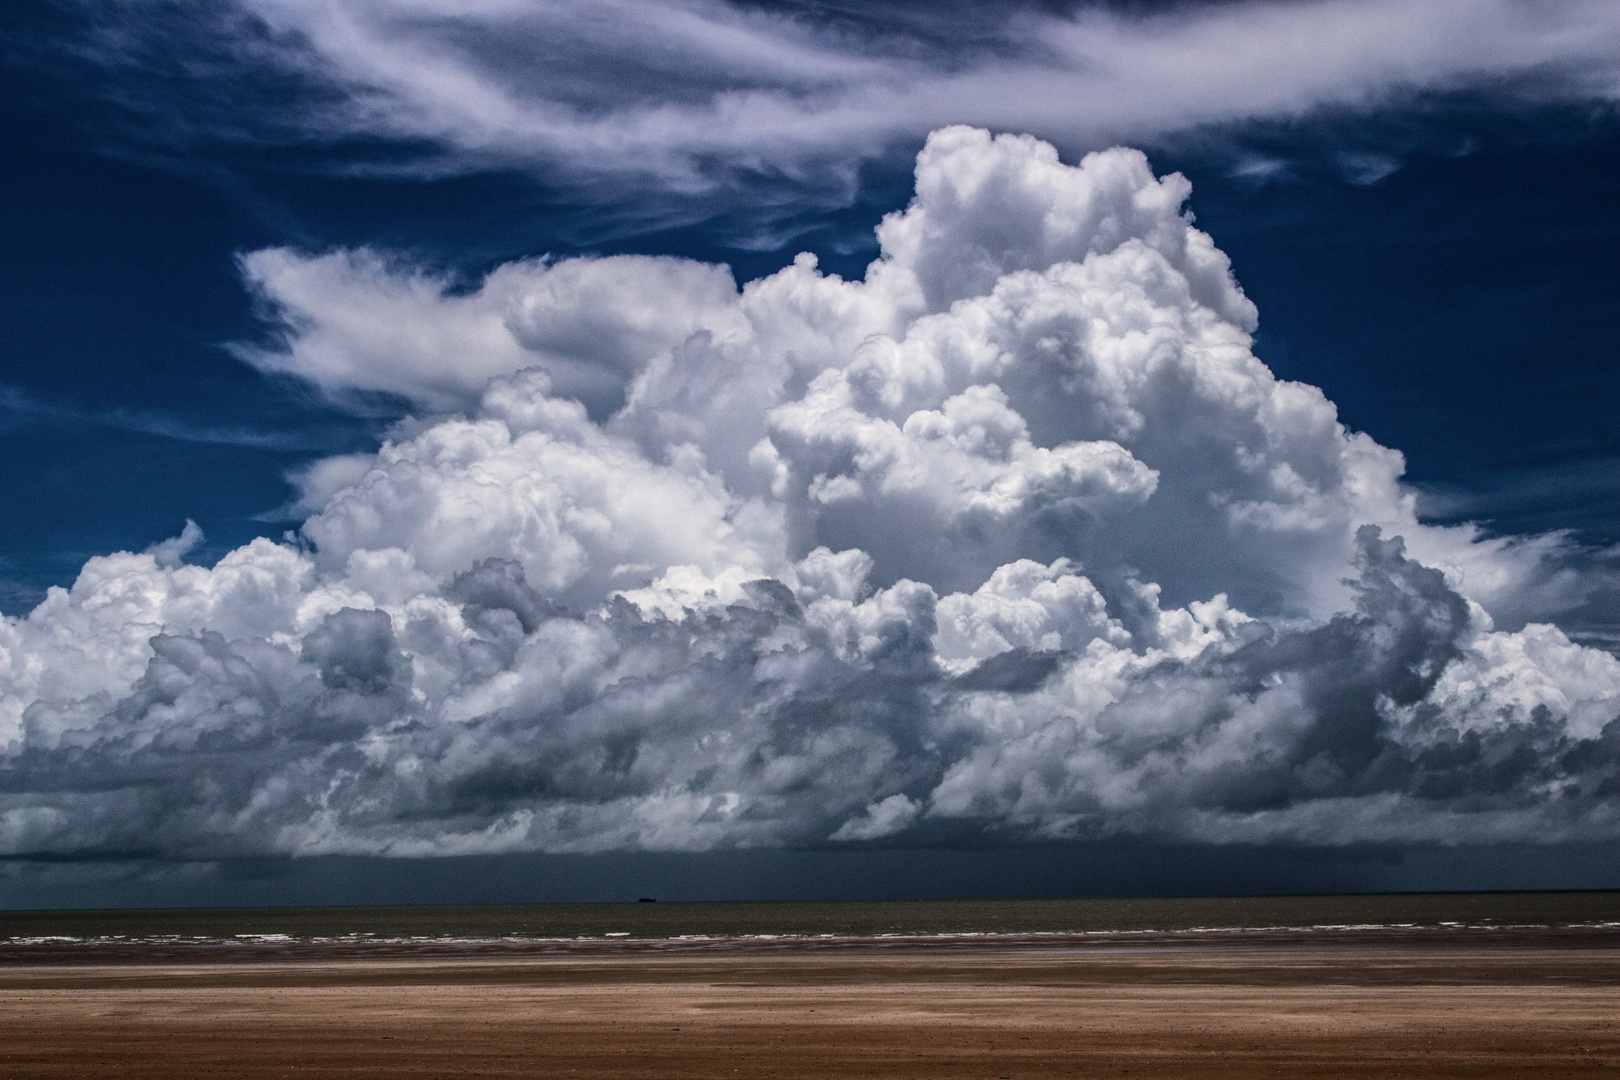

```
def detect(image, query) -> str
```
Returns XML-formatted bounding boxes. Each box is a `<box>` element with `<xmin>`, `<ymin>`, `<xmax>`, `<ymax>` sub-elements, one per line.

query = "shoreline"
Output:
<box><xmin>3</xmin><ymin>920</ymin><xmax>1620</xmax><ymax>966</ymax></box>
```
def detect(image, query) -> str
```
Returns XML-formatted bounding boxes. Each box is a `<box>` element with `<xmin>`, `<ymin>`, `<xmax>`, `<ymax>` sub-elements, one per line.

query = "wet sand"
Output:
<box><xmin>3</xmin><ymin>942</ymin><xmax>1618</xmax><ymax>1078</ymax></box>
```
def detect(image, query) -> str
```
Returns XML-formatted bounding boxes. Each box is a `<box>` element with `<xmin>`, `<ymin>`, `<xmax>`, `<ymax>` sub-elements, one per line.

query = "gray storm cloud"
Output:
<box><xmin>3</xmin><ymin>128</ymin><xmax>1619</xmax><ymax>859</ymax></box>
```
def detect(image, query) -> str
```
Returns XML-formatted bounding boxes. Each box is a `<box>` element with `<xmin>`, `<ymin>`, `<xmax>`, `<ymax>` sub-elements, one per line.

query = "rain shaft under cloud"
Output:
<box><xmin>3</xmin><ymin>127</ymin><xmax>1619</xmax><ymax>860</ymax></box>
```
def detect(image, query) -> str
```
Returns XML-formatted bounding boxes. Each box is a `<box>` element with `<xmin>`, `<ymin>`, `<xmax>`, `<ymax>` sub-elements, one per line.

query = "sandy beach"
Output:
<box><xmin>3</xmin><ymin>940</ymin><xmax>1618</xmax><ymax>1078</ymax></box>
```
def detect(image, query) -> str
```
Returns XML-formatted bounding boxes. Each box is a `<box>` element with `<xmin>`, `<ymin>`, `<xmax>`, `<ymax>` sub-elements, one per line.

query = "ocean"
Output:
<box><xmin>2</xmin><ymin>891</ymin><xmax>1618</xmax><ymax>961</ymax></box>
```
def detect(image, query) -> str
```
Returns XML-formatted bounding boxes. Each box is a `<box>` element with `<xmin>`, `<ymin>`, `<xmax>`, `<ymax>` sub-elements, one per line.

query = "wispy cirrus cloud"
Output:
<box><xmin>41</xmin><ymin>0</ymin><xmax>1620</xmax><ymax>197</ymax></box>
<box><xmin>0</xmin><ymin>384</ymin><xmax>330</xmax><ymax>452</ymax></box>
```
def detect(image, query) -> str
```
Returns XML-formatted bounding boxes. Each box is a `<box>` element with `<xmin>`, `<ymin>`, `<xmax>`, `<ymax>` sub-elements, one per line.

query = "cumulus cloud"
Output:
<box><xmin>144</xmin><ymin>519</ymin><xmax>204</xmax><ymax>569</ymax></box>
<box><xmin>234</xmin><ymin>250</ymin><xmax>749</xmax><ymax>417</ymax></box>
<box><xmin>57</xmin><ymin>0</ymin><xmax>1620</xmax><ymax>198</ymax></box>
<box><xmin>3</xmin><ymin>127</ymin><xmax>1618</xmax><ymax>860</ymax></box>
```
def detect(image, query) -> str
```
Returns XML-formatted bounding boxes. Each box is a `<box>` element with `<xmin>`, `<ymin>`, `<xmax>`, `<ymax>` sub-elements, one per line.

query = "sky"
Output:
<box><xmin>4</xmin><ymin>0</ymin><xmax>1620</xmax><ymax>907</ymax></box>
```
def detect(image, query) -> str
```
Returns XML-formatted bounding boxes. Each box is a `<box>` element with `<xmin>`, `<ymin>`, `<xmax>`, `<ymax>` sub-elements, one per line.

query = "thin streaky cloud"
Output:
<box><xmin>0</xmin><ymin>384</ymin><xmax>329</xmax><ymax>452</ymax></box>
<box><xmin>60</xmin><ymin>0</ymin><xmax>1620</xmax><ymax>191</ymax></box>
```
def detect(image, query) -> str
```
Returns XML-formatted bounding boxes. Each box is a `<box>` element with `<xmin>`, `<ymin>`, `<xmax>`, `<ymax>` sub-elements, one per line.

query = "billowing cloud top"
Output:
<box><xmin>3</xmin><ymin>128</ymin><xmax>1618</xmax><ymax>859</ymax></box>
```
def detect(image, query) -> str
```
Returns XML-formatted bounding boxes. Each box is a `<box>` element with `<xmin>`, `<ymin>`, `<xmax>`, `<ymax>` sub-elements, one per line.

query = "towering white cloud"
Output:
<box><xmin>3</xmin><ymin>128</ymin><xmax>1617</xmax><ymax>860</ymax></box>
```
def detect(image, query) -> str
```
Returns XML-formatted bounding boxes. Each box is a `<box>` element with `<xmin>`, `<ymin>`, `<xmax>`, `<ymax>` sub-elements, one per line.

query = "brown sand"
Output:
<box><xmin>3</xmin><ymin>944</ymin><xmax>1618</xmax><ymax>1078</ymax></box>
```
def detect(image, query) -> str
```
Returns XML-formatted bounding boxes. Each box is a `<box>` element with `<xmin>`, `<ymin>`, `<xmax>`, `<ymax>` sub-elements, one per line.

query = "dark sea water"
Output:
<box><xmin>2</xmin><ymin>892</ymin><xmax>1618</xmax><ymax>962</ymax></box>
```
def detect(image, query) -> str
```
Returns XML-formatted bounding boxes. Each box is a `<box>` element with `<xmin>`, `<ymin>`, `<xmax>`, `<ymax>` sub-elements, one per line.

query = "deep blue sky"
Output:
<box><xmin>8</xmin><ymin>0</ymin><xmax>1620</xmax><ymax>904</ymax></box>
<box><xmin>5</xmin><ymin>10</ymin><xmax>1618</xmax><ymax>616</ymax></box>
